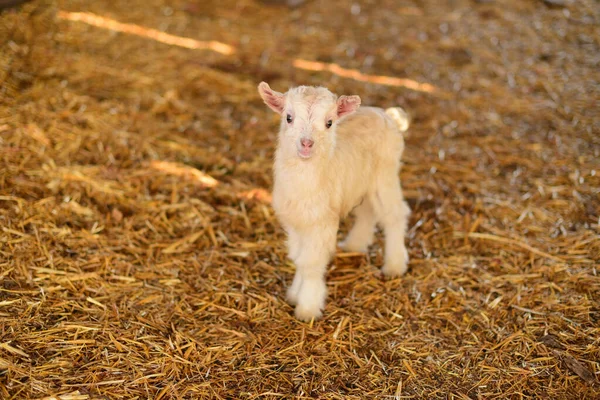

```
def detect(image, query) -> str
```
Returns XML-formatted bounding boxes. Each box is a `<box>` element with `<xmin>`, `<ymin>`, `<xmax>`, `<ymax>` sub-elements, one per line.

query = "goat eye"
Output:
<box><xmin>286</xmin><ymin>114</ymin><xmax>293</xmax><ymax>123</ymax></box>
<box><xmin>326</xmin><ymin>120</ymin><xmax>333</xmax><ymax>129</ymax></box>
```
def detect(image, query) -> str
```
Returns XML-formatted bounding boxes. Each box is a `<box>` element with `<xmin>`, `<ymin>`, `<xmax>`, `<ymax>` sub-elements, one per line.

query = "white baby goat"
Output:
<box><xmin>258</xmin><ymin>82</ymin><xmax>411</xmax><ymax>321</ymax></box>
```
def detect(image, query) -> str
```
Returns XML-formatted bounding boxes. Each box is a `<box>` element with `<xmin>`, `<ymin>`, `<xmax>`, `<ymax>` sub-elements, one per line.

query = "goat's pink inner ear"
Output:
<box><xmin>258</xmin><ymin>82</ymin><xmax>285</xmax><ymax>114</ymax></box>
<box><xmin>336</xmin><ymin>95</ymin><xmax>361</xmax><ymax>118</ymax></box>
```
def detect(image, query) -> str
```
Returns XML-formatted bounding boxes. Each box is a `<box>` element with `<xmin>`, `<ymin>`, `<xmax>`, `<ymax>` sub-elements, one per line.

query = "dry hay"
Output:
<box><xmin>1</xmin><ymin>0</ymin><xmax>599</xmax><ymax>398</ymax></box>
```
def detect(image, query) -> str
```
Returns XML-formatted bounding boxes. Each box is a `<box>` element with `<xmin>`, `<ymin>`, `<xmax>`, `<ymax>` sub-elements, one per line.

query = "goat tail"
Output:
<box><xmin>385</xmin><ymin>107</ymin><xmax>410</xmax><ymax>133</ymax></box>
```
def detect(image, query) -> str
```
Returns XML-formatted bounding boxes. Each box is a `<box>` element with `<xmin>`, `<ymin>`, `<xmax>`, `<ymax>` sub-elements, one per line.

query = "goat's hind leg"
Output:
<box><xmin>339</xmin><ymin>200</ymin><xmax>376</xmax><ymax>253</ymax></box>
<box><xmin>286</xmin><ymin>228</ymin><xmax>302</xmax><ymax>305</ymax></box>
<box><xmin>373</xmin><ymin>177</ymin><xmax>411</xmax><ymax>277</ymax></box>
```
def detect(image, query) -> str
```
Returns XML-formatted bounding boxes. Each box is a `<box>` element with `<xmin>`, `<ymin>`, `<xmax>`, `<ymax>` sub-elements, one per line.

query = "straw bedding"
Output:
<box><xmin>1</xmin><ymin>0</ymin><xmax>599</xmax><ymax>398</ymax></box>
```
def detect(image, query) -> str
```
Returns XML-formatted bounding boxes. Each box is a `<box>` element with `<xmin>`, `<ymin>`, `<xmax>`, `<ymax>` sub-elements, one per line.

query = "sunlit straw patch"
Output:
<box><xmin>57</xmin><ymin>11</ymin><xmax>235</xmax><ymax>55</ymax></box>
<box><xmin>236</xmin><ymin>188</ymin><xmax>272</xmax><ymax>204</ymax></box>
<box><xmin>293</xmin><ymin>59</ymin><xmax>437</xmax><ymax>93</ymax></box>
<box><xmin>149</xmin><ymin>160</ymin><xmax>220</xmax><ymax>188</ymax></box>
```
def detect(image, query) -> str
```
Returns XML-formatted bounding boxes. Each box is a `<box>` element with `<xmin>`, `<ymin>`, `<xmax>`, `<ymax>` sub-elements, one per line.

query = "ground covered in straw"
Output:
<box><xmin>1</xmin><ymin>0</ymin><xmax>599</xmax><ymax>398</ymax></box>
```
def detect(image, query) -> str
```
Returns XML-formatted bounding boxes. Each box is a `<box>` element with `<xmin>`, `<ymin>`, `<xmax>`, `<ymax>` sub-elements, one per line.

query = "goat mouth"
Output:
<box><xmin>297</xmin><ymin>148</ymin><xmax>313</xmax><ymax>159</ymax></box>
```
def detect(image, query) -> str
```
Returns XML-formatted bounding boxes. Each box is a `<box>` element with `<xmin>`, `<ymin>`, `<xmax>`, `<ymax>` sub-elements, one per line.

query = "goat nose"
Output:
<box><xmin>300</xmin><ymin>138</ymin><xmax>314</xmax><ymax>148</ymax></box>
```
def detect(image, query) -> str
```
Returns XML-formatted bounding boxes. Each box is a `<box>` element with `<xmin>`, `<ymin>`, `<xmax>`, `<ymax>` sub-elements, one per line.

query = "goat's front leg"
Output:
<box><xmin>290</xmin><ymin>221</ymin><xmax>338</xmax><ymax>321</ymax></box>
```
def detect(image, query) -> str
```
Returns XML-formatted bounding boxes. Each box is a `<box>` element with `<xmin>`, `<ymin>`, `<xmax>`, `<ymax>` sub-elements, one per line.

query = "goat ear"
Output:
<box><xmin>336</xmin><ymin>95</ymin><xmax>361</xmax><ymax>118</ymax></box>
<box><xmin>258</xmin><ymin>82</ymin><xmax>285</xmax><ymax>114</ymax></box>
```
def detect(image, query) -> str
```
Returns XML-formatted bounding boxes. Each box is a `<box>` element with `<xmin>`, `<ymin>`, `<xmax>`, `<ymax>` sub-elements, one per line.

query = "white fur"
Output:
<box><xmin>258</xmin><ymin>82</ymin><xmax>411</xmax><ymax>321</ymax></box>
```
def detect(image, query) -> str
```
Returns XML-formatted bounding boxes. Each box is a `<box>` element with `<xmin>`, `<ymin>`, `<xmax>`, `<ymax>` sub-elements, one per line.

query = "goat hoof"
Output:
<box><xmin>294</xmin><ymin>305</ymin><xmax>322</xmax><ymax>322</ymax></box>
<box><xmin>381</xmin><ymin>261</ymin><xmax>408</xmax><ymax>277</ymax></box>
